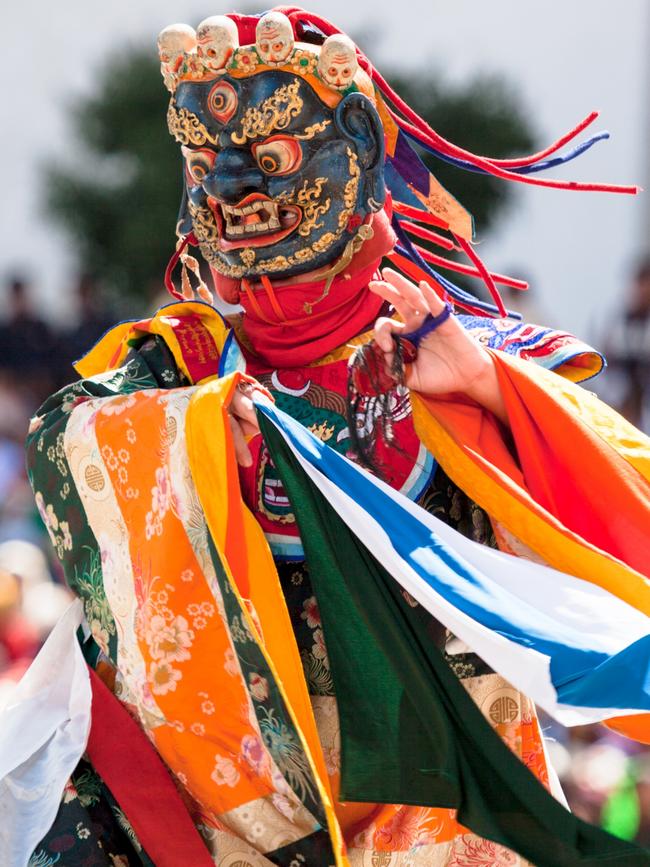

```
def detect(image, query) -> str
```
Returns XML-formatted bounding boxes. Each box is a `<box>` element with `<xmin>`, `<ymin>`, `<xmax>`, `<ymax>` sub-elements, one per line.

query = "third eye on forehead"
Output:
<box><xmin>176</xmin><ymin>73</ymin><xmax>334</xmax><ymax>146</ymax></box>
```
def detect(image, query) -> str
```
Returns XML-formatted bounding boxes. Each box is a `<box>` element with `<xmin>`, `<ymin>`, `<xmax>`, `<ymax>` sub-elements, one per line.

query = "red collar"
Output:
<box><xmin>211</xmin><ymin>209</ymin><xmax>396</xmax><ymax>368</ymax></box>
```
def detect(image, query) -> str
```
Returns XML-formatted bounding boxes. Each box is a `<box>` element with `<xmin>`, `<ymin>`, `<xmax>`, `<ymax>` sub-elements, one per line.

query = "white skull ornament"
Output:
<box><xmin>158</xmin><ymin>24</ymin><xmax>197</xmax><ymax>91</ymax></box>
<box><xmin>255</xmin><ymin>12</ymin><xmax>295</xmax><ymax>65</ymax></box>
<box><xmin>318</xmin><ymin>34</ymin><xmax>358</xmax><ymax>90</ymax></box>
<box><xmin>196</xmin><ymin>16</ymin><xmax>239</xmax><ymax>72</ymax></box>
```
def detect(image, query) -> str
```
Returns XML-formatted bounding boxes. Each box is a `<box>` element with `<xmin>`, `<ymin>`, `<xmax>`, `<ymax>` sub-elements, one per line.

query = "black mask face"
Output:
<box><xmin>171</xmin><ymin>71</ymin><xmax>386</xmax><ymax>281</ymax></box>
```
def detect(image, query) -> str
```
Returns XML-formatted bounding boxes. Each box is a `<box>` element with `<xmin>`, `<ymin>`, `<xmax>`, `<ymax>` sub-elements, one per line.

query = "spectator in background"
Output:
<box><xmin>0</xmin><ymin>381</ymin><xmax>38</xmax><ymax>545</ymax></box>
<box><xmin>0</xmin><ymin>273</ymin><xmax>57</xmax><ymax>405</ymax></box>
<box><xmin>0</xmin><ymin>541</ymin><xmax>72</xmax><ymax>710</ymax></box>
<box><xmin>0</xmin><ymin>568</ymin><xmax>40</xmax><ymax>705</ymax></box>
<box><xmin>61</xmin><ymin>272</ymin><xmax>115</xmax><ymax>373</ymax></box>
<box><xmin>603</xmin><ymin>258</ymin><xmax>650</xmax><ymax>433</ymax></box>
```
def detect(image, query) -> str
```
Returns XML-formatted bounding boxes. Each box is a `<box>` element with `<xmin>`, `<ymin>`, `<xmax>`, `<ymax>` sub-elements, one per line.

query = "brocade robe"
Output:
<box><xmin>22</xmin><ymin>302</ymin><xmax>648</xmax><ymax>867</ymax></box>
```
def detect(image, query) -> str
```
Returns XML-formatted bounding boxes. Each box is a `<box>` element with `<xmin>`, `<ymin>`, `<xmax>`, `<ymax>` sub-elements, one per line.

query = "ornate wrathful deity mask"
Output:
<box><xmin>159</xmin><ymin>7</ymin><xmax>637</xmax><ymax>317</ymax></box>
<box><xmin>161</xmin><ymin>10</ymin><xmax>386</xmax><ymax>289</ymax></box>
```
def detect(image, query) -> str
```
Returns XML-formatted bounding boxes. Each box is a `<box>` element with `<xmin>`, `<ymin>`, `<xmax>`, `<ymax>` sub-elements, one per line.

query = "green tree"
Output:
<box><xmin>45</xmin><ymin>48</ymin><xmax>536</xmax><ymax>302</ymax></box>
<box><xmin>46</xmin><ymin>50</ymin><xmax>181</xmax><ymax>303</ymax></box>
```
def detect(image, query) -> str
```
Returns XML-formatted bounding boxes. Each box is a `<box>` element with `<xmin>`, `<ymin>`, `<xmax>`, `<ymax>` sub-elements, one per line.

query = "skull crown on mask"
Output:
<box><xmin>162</xmin><ymin>11</ymin><xmax>386</xmax><ymax>287</ymax></box>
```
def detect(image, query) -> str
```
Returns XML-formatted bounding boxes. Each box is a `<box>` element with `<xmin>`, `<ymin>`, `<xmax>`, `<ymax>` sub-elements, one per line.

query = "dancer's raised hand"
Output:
<box><xmin>369</xmin><ymin>268</ymin><xmax>507</xmax><ymax>424</ymax></box>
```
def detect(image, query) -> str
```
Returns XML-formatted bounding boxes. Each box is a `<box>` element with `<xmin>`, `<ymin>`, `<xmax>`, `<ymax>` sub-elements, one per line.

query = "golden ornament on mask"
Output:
<box><xmin>240</xmin><ymin>248</ymin><xmax>256</xmax><ymax>268</ymax></box>
<box><xmin>294</xmin><ymin>120</ymin><xmax>332</xmax><ymax>140</ymax></box>
<box><xmin>167</xmin><ymin>102</ymin><xmax>219</xmax><ymax>147</ymax></box>
<box><xmin>274</xmin><ymin>176</ymin><xmax>331</xmax><ymax>239</ymax></box>
<box><xmin>340</xmin><ymin>148</ymin><xmax>361</xmax><ymax>228</ymax></box>
<box><xmin>231</xmin><ymin>79</ymin><xmax>303</xmax><ymax>144</ymax></box>
<box><xmin>188</xmin><ymin>199</ymin><xmax>220</xmax><ymax>245</ymax></box>
<box><xmin>311</xmin><ymin>232</ymin><xmax>338</xmax><ymax>253</ymax></box>
<box><xmin>294</xmin><ymin>177</ymin><xmax>331</xmax><ymax>238</ymax></box>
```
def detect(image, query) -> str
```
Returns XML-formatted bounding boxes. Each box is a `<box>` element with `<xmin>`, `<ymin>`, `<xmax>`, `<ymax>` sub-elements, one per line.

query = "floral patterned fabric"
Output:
<box><xmin>28</xmin><ymin>339</ymin><xmax>335</xmax><ymax>866</ymax></box>
<box><xmin>27</xmin><ymin>333</ymin><xmax>545</xmax><ymax>867</ymax></box>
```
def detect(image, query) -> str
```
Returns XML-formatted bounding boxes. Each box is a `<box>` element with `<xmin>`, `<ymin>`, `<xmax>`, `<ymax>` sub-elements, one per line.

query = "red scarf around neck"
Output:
<box><xmin>211</xmin><ymin>209</ymin><xmax>396</xmax><ymax>368</ymax></box>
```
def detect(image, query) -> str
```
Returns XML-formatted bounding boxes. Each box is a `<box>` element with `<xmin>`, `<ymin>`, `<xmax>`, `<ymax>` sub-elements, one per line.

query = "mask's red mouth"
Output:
<box><xmin>208</xmin><ymin>193</ymin><xmax>301</xmax><ymax>251</ymax></box>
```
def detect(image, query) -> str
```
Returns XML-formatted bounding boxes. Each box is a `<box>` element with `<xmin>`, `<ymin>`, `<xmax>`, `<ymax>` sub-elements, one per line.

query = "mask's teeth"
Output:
<box><xmin>219</xmin><ymin>198</ymin><xmax>296</xmax><ymax>238</ymax></box>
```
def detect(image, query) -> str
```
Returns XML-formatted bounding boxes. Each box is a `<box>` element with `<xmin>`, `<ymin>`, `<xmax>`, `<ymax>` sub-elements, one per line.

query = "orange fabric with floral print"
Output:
<box><xmin>94</xmin><ymin>391</ymin><xmax>277</xmax><ymax>817</ymax></box>
<box><xmin>186</xmin><ymin>375</ymin><xmax>348</xmax><ymax>861</ymax></box>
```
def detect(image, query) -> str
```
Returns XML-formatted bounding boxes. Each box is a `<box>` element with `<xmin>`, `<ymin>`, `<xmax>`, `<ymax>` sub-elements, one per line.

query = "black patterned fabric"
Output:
<box><xmin>30</xmin><ymin>760</ymin><xmax>154</xmax><ymax>867</ymax></box>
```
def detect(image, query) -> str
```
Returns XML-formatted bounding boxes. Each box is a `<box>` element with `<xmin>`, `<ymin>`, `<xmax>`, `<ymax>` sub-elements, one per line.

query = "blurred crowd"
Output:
<box><xmin>542</xmin><ymin>716</ymin><xmax>650</xmax><ymax>847</ymax></box>
<box><xmin>0</xmin><ymin>264</ymin><xmax>649</xmax><ymax>844</ymax></box>
<box><xmin>0</xmin><ymin>272</ymin><xmax>115</xmax><ymax>706</ymax></box>
<box><xmin>595</xmin><ymin>258</ymin><xmax>650</xmax><ymax>434</ymax></box>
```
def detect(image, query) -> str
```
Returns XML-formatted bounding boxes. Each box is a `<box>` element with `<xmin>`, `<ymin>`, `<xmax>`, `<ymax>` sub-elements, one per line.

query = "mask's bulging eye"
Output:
<box><xmin>252</xmin><ymin>136</ymin><xmax>302</xmax><ymax>176</ymax></box>
<box><xmin>207</xmin><ymin>80</ymin><xmax>238</xmax><ymax>123</ymax></box>
<box><xmin>182</xmin><ymin>146</ymin><xmax>217</xmax><ymax>187</ymax></box>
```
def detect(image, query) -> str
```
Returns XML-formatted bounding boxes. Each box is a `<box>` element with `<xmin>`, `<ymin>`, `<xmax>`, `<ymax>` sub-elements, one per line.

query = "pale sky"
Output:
<box><xmin>3</xmin><ymin>0</ymin><xmax>648</xmax><ymax>339</ymax></box>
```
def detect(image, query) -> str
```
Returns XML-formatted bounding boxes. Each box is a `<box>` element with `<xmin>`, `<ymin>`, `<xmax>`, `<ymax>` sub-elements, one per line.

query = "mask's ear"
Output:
<box><xmin>334</xmin><ymin>92</ymin><xmax>386</xmax><ymax>211</ymax></box>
